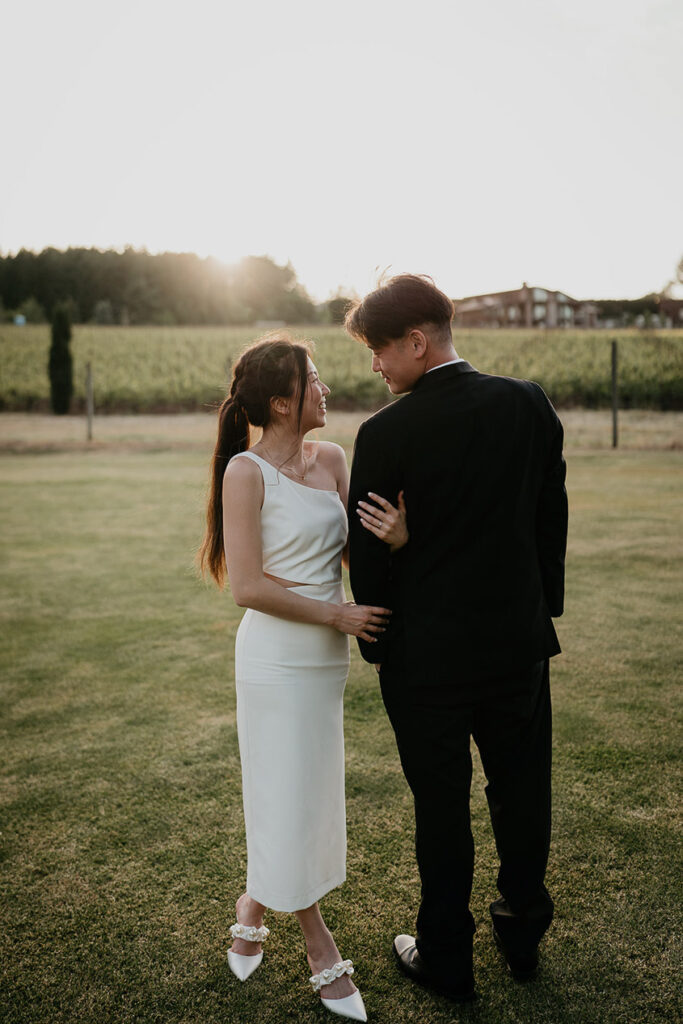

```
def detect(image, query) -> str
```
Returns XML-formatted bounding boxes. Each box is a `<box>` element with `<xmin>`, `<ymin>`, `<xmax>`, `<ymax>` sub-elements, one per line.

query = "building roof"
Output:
<box><xmin>454</xmin><ymin>284</ymin><xmax>578</xmax><ymax>308</ymax></box>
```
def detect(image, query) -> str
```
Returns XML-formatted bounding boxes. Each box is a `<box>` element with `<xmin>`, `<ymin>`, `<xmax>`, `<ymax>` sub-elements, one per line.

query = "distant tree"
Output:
<box><xmin>0</xmin><ymin>246</ymin><xmax>318</xmax><ymax>326</ymax></box>
<box><xmin>232</xmin><ymin>256</ymin><xmax>317</xmax><ymax>323</ymax></box>
<box><xmin>595</xmin><ymin>294</ymin><xmax>660</xmax><ymax>325</ymax></box>
<box><xmin>48</xmin><ymin>304</ymin><xmax>73</xmax><ymax>415</ymax></box>
<box><xmin>327</xmin><ymin>295</ymin><xmax>353</xmax><ymax>325</ymax></box>
<box><xmin>661</xmin><ymin>254</ymin><xmax>683</xmax><ymax>299</ymax></box>
<box><xmin>61</xmin><ymin>295</ymin><xmax>81</xmax><ymax>325</ymax></box>
<box><xmin>18</xmin><ymin>296</ymin><xmax>46</xmax><ymax>322</ymax></box>
<box><xmin>93</xmin><ymin>299</ymin><xmax>115</xmax><ymax>324</ymax></box>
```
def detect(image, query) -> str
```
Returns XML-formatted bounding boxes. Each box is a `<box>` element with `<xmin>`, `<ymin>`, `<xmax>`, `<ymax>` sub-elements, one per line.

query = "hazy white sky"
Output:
<box><xmin>1</xmin><ymin>0</ymin><xmax>681</xmax><ymax>301</ymax></box>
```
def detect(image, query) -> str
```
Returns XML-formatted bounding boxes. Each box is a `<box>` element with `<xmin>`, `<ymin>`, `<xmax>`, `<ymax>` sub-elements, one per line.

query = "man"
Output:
<box><xmin>346</xmin><ymin>275</ymin><xmax>568</xmax><ymax>1002</ymax></box>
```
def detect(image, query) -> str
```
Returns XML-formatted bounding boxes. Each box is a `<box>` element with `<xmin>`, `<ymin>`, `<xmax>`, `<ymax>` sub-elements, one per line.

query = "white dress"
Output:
<box><xmin>232</xmin><ymin>451</ymin><xmax>350</xmax><ymax>912</ymax></box>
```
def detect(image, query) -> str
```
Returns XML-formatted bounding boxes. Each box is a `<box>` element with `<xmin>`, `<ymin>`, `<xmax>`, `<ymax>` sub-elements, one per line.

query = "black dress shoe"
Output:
<box><xmin>492</xmin><ymin>925</ymin><xmax>538</xmax><ymax>982</ymax></box>
<box><xmin>393</xmin><ymin>935</ymin><xmax>477</xmax><ymax>1002</ymax></box>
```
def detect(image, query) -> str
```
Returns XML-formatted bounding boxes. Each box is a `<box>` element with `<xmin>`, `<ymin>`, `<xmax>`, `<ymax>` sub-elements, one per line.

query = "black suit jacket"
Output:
<box><xmin>348</xmin><ymin>362</ymin><xmax>568</xmax><ymax>690</ymax></box>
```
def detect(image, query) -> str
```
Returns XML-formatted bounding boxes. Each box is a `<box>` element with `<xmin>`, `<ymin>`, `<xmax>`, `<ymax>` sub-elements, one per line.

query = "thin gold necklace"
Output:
<box><xmin>258</xmin><ymin>442</ymin><xmax>309</xmax><ymax>480</ymax></box>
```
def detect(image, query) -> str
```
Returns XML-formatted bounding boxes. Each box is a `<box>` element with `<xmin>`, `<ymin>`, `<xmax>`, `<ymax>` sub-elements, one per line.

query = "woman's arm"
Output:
<box><xmin>223</xmin><ymin>456</ymin><xmax>389</xmax><ymax>642</ymax></box>
<box><xmin>318</xmin><ymin>442</ymin><xmax>351</xmax><ymax>569</ymax></box>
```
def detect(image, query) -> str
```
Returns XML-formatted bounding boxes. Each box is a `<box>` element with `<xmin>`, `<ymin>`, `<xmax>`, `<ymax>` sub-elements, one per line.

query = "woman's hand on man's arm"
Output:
<box><xmin>356</xmin><ymin>490</ymin><xmax>409</xmax><ymax>552</ymax></box>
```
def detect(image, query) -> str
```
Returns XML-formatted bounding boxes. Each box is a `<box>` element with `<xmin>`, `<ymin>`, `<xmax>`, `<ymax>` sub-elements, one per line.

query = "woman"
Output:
<box><xmin>199</xmin><ymin>336</ymin><xmax>407</xmax><ymax>1022</ymax></box>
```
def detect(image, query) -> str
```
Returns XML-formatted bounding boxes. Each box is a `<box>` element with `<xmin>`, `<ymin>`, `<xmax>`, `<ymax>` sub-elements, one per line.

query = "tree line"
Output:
<box><xmin>1</xmin><ymin>246</ymin><xmax>681</xmax><ymax>328</ymax></box>
<box><xmin>0</xmin><ymin>248</ymin><xmax>340</xmax><ymax>326</ymax></box>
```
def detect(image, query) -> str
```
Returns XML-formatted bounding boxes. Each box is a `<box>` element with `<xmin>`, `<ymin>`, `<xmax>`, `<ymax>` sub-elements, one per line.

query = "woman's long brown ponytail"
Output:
<box><xmin>198</xmin><ymin>392</ymin><xmax>250</xmax><ymax>587</ymax></box>
<box><xmin>197</xmin><ymin>335</ymin><xmax>310</xmax><ymax>587</ymax></box>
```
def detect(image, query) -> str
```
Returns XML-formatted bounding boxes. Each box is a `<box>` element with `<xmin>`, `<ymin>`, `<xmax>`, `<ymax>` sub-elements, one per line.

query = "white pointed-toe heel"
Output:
<box><xmin>321</xmin><ymin>991</ymin><xmax>368</xmax><ymax>1022</ymax></box>
<box><xmin>227</xmin><ymin>922</ymin><xmax>270</xmax><ymax>981</ymax></box>
<box><xmin>309</xmin><ymin>960</ymin><xmax>368</xmax><ymax>1022</ymax></box>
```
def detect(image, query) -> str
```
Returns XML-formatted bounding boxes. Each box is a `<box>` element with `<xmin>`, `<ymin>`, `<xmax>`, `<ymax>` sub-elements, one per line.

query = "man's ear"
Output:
<box><xmin>408</xmin><ymin>329</ymin><xmax>428</xmax><ymax>358</ymax></box>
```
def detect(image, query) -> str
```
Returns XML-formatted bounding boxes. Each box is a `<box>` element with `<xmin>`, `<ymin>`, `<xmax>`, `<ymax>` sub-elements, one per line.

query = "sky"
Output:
<box><xmin>1</xmin><ymin>0</ymin><xmax>682</xmax><ymax>302</ymax></box>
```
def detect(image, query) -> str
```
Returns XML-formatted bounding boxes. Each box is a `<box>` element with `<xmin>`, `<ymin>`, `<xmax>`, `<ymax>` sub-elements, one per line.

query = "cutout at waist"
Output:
<box><xmin>265</xmin><ymin>572</ymin><xmax>306</xmax><ymax>589</ymax></box>
<box><xmin>264</xmin><ymin>573</ymin><xmax>342</xmax><ymax>591</ymax></box>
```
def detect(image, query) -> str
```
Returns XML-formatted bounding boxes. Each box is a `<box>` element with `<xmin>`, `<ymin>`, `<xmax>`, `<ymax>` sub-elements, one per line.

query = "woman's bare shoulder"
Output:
<box><xmin>223</xmin><ymin>454</ymin><xmax>263</xmax><ymax>491</ymax></box>
<box><xmin>307</xmin><ymin>440</ymin><xmax>347</xmax><ymax>466</ymax></box>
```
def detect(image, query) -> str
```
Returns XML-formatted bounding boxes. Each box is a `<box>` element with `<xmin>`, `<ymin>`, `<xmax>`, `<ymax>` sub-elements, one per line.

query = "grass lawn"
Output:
<box><xmin>1</xmin><ymin>419</ymin><xmax>681</xmax><ymax>1023</ymax></box>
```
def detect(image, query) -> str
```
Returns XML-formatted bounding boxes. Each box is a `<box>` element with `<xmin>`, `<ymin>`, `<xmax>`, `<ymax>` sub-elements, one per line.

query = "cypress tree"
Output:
<box><xmin>48</xmin><ymin>304</ymin><xmax>73</xmax><ymax>414</ymax></box>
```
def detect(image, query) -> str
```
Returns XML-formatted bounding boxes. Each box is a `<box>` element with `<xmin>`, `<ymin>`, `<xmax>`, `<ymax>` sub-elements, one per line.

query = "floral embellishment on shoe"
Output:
<box><xmin>229</xmin><ymin>923</ymin><xmax>270</xmax><ymax>943</ymax></box>
<box><xmin>309</xmin><ymin>959</ymin><xmax>355</xmax><ymax>992</ymax></box>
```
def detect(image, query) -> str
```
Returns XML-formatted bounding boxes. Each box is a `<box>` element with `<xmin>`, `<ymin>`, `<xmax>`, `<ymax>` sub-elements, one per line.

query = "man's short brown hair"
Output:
<box><xmin>344</xmin><ymin>274</ymin><xmax>454</xmax><ymax>348</ymax></box>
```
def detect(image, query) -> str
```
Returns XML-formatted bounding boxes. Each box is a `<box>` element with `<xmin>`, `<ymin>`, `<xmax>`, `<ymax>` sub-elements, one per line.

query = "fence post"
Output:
<box><xmin>611</xmin><ymin>340</ymin><xmax>618</xmax><ymax>448</ymax></box>
<box><xmin>86</xmin><ymin>362</ymin><xmax>94</xmax><ymax>441</ymax></box>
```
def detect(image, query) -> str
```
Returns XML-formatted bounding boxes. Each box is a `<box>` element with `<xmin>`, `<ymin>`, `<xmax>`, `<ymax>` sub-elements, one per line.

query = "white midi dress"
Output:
<box><xmin>232</xmin><ymin>451</ymin><xmax>350</xmax><ymax>912</ymax></box>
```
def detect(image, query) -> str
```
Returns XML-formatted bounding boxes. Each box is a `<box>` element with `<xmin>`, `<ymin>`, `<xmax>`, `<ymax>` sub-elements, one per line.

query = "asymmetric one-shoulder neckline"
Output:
<box><xmin>238</xmin><ymin>450</ymin><xmax>341</xmax><ymax>497</ymax></box>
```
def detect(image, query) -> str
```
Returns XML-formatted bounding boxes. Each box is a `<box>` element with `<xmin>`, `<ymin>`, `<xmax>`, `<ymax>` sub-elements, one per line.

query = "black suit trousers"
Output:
<box><xmin>379</xmin><ymin>658</ymin><xmax>554</xmax><ymax>967</ymax></box>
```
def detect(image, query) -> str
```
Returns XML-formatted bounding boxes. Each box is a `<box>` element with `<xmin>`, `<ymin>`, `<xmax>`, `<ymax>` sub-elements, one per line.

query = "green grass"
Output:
<box><xmin>1</xmin><ymin>435</ymin><xmax>682</xmax><ymax>1023</ymax></box>
<box><xmin>1</xmin><ymin>324</ymin><xmax>682</xmax><ymax>412</ymax></box>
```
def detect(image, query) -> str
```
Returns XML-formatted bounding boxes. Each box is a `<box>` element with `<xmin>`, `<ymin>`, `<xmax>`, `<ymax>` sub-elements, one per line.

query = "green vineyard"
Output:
<box><xmin>1</xmin><ymin>324</ymin><xmax>681</xmax><ymax>412</ymax></box>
